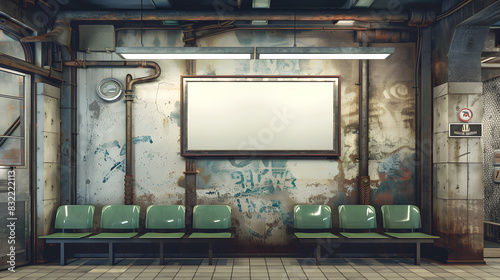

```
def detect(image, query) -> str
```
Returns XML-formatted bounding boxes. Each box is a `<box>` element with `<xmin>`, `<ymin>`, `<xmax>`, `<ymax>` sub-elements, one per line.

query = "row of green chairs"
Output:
<box><xmin>293</xmin><ymin>204</ymin><xmax>439</xmax><ymax>265</ymax></box>
<box><xmin>294</xmin><ymin>204</ymin><xmax>435</xmax><ymax>237</ymax></box>
<box><xmin>40</xmin><ymin>205</ymin><xmax>232</xmax><ymax>265</ymax></box>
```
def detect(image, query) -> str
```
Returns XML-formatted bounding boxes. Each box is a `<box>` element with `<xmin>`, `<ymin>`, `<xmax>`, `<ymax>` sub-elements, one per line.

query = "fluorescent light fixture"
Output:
<box><xmin>354</xmin><ymin>0</ymin><xmax>375</xmax><ymax>8</ymax></box>
<box><xmin>116</xmin><ymin>47</ymin><xmax>395</xmax><ymax>60</ymax></box>
<box><xmin>120</xmin><ymin>53</ymin><xmax>251</xmax><ymax>60</ymax></box>
<box><xmin>116</xmin><ymin>47</ymin><xmax>253</xmax><ymax>60</ymax></box>
<box><xmin>257</xmin><ymin>47</ymin><xmax>394</xmax><ymax>60</ymax></box>
<box><xmin>335</xmin><ymin>20</ymin><xmax>355</xmax><ymax>26</ymax></box>
<box><xmin>253</xmin><ymin>0</ymin><xmax>270</xmax><ymax>8</ymax></box>
<box><xmin>258</xmin><ymin>53</ymin><xmax>391</xmax><ymax>59</ymax></box>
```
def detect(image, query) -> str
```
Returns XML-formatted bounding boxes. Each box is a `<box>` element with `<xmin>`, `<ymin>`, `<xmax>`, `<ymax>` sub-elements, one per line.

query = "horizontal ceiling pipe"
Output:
<box><xmin>0</xmin><ymin>53</ymin><xmax>63</xmax><ymax>80</ymax></box>
<box><xmin>21</xmin><ymin>9</ymin><xmax>434</xmax><ymax>46</ymax></box>
<box><xmin>53</xmin><ymin>9</ymin><xmax>419</xmax><ymax>23</ymax></box>
<box><xmin>355</xmin><ymin>30</ymin><xmax>416</xmax><ymax>43</ymax></box>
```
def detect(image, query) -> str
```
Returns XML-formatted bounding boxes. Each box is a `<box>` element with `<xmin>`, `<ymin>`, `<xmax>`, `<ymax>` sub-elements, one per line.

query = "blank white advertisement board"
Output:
<box><xmin>181</xmin><ymin>76</ymin><xmax>340</xmax><ymax>157</ymax></box>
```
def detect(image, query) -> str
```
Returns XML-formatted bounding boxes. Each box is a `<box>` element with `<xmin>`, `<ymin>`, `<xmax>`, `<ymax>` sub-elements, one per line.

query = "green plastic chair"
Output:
<box><xmin>39</xmin><ymin>205</ymin><xmax>95</xmax><ymax>239</ymax></box>
<box><xmin>381</xmin><ymin>205</ymin><xmax>439</xmax><ymax>239</ymax></box>
<box><xmin>338</xmin><ymin>205</ymin><xmax>387</xmax><ymax>238</ymax></box>
<box><xmin>190</xmin><ymin>205</ymin><xmax>232</xmax><ymax>237</ymax></box>
<box><xmin>90</xmin><ymin>205</ymin><xmax>140</xmax><ymax>238</ymax></box>
<box><xmin>189</xmin><ymin>205</ymin><xmax>232</xmax><ymax>265</ymax></box>
<box><xmin>140</xmin><ymin>205</ymin><xmax>186</xmax><ymax>238</ymax></box>
<box><xmin>293</xmin><ymin>205</ymin><xmax>337</xmax><ymax>239</ymax></box>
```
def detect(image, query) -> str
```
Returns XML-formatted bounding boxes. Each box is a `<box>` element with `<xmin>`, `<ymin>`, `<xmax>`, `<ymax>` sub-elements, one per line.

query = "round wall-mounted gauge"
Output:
<box><xmin>96</xmin><ymin>78</ymin><xmax>124</xmax><ymax>102</ymax></box>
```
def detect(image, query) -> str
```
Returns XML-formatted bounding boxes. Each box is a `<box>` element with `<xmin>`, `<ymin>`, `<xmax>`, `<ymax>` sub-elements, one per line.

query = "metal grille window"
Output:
<box><xmin>0</xmin><ymin>30</ymin><xmax>27</xmax><ymax>167</ymax></box>
<box><xmin>0</xmin><ymin>68</ymin><xmax>26</xmax><ymax>166</ymax></box>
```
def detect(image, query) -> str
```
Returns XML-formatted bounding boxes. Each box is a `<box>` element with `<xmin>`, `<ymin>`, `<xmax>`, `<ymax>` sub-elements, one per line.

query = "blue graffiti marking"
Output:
<box><xmin>120</xmin><ymin>136</ymin><xmax>154</xmax><ymax>156</ymax></box>
<box><xmin>249</xmin><ymin>228</ymin><xmax>264</xmax><ymax>239</ymax></box>
<box><xmin>233</xmin><ymin>169</ymin><xmax>297</xmax><ymax>198</ymax></box>
<box><xmin>94</xmin><ymin>136</ymin><xmax>154</xmax><ymax>183</ymax></box>
<box><xmin>236</xmin><ymin>199</ymin><xmax>242</xmax><ymax>212</ymax></box>
<box><xmin>94</xmin><ymin>140</ymin><xmax>120</xmax><ymax>155</ymax></box>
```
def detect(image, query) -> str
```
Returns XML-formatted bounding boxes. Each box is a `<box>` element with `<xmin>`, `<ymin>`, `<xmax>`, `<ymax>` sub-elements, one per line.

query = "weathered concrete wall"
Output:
<box><xmin>76</xmin><ymin>29</ymin><xmax>416</xmax><ymax>250</ymax></box>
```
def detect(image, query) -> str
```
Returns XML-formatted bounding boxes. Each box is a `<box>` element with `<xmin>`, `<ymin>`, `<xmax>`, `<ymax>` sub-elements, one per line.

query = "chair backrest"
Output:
<box><xmin>193</xmin><ymin>205</ymin><xmax>231</xmax><ymax>230</ymax></box>
<box><xmin>145</xmin><ymin>205</ymin><xmax>185</xmax><ymax>230</ymax></box>
<box><xmin>100</xmin><ymin>205</ymin><xmax>140</xmax><ymax>230</ymax></box>
<box><xmin>294</xmin><ymin>205</ymin><xmax>332</xmax><ymax>230</ymax></box>
<box><xmin>55</xmin><ymin>205</ymin><xmax>95</xmax><ymax>230</ymax></box>
<box><xmin>381</xmin><ymin>205</ymin><xmax>422</xmax><ymax>230</ymax></box>
<box><xmin>338</xmin><ymin>205</ymin><xmax>377</xmax><ymax>230</ymax></box>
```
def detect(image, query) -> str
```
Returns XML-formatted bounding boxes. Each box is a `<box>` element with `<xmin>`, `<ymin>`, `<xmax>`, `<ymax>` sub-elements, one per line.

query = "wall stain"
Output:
<box><xmin>170</xmin><ymin>101</ymin><xmax>181</xmax><ymax>126</ymax></box>
<box><xmin>372</xmin><ymin>152</ymin><xmax>415</xmax><ymax>206</ymax></box>
<box><xmin>307</xmin><ymin>194</ymin><xmax>328</xmax><ymax>204</ymax></box>
<box><xmin>177</xmin><ymin>176</ymin><xmax>185</xmax><ymax>188</ymax></box>
<box><xmin>89</xmin><ymin>100</ymin><xmax>100</xmax><ymax>119</ymax></box>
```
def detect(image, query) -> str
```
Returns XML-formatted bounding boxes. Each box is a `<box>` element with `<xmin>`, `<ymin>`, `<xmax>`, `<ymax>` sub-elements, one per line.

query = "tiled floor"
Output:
<box><xmin>1</xmin><ymin>257</ymin><xmax>500</xmax><ymax>280</ymax></box>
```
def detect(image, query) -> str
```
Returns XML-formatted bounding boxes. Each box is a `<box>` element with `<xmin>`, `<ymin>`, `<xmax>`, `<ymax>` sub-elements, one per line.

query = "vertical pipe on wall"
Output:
<box><xmin>419</xmin><ymin>27</ymin><xmax>433</xmax><ymax>234</ymax></box>
<box><xmin>61</xmin><ymin>60</ymin><xmax>161</xmax><ymax>206</ymax></box>
<box><xmin>124</xmin><ymin>74</ymin><xmax>134</xmax><ymax>205</ymax></box>
<box><xmin>359</xmin><ymin>45</ymin><xmax>370</xmax><ymax>205</ymax></box>
<box><xmin>184</xmin><ymin>59</ymin><xmax>197</xmax><ymax>230</ymax></box>
<box><xmin>61</xmin><ymin>49</ymin><xmax>76</xmax><ymax>205</ymax></box>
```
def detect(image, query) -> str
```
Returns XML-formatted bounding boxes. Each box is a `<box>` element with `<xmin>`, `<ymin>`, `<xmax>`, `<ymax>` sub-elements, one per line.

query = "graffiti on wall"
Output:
<box><xmin>372</xmin><ymin>152</ymin><xmax>416</xmax><ymax>206</ymax></box>
<box><xmin>92</xmin><ymin>136</ymin><xmax>154</xmax><ymax>183</ymax></box>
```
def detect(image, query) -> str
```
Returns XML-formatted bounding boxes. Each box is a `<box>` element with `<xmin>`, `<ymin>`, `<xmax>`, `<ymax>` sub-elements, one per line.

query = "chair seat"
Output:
<box><xmin>39</xmin><ymin>232</ymin><xmax>92</xmax><ymax>239</ymax></box>
<box><xmin>294</xmin><ymin>232</ymin><xmax>338</xmax><ymax>239</ymax></box>
<box><xmin>339</xmin><ymin>232</ymin><xmax>388</xmax><ymax>238</ymax></box>
<box><xmin>89</xmin><ymin>232</ymin><xmax>138</xmax><ymax>238</ymax></box>
<box><xmin>139</xmin><ymin>232</ymin><xmax>185</xmax><ymax>238</ymax></box>
<box><xmin>189</xmin><ymin>232</ymin><xmax>232</xmax><ymax>238</ymax></box>
<box><xmin>384</xmin><ymin>232</ymin><xmax>439</xmax><ymax>239</ymax></box>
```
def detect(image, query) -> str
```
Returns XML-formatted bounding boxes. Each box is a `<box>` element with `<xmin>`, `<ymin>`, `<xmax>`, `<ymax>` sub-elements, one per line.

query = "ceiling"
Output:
<box><xmin>60</xmin><ymin>0</ymin><xmax>442</xmax><ymax>11</ymax></box>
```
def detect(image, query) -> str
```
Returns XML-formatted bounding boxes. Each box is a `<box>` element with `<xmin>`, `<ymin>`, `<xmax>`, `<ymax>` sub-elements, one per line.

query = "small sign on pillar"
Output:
<box><xmin>495</xmin><ymin>168</ymin><xmax>500</xmax><ymax>183</ymax></box>
<box><xmin>494</xmin><ymin>150</ymin><xmax>500</xmax><ymax>183</ymax></box>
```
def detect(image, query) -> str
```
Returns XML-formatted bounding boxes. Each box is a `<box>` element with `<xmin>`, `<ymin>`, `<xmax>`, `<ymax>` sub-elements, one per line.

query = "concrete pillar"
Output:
<box><xmin>433</xmin><ymin>82</ymin><xmax>484</xmax><ymax>262</ymax></box>
<box><xmin>36</xmin><ymin>83</ymin><xmax>61</xmax><ymax>262</ymax></box>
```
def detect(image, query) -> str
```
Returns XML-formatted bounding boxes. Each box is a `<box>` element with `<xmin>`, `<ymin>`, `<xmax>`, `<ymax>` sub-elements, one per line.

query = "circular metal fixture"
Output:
<box><xmin>96</xmin><ymin>78</ymin><xmax>123</xmax><ymax>102</ymax></box>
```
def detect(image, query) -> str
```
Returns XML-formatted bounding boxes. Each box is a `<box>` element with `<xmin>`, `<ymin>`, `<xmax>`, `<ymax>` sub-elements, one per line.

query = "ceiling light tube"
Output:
<box><xmin>116</xmin><ymin>47</ymin><xmax>254</xmax><ymax>60</ymax></box>
<box><xmin>116</xmin><ymin>46</ymin><xmax>395</xmax><ymax>60</ymax></box>
<box><xmin>257</xmin><ymin>47</ymin><xmax>395</xmax><ymax>60</ymax></box>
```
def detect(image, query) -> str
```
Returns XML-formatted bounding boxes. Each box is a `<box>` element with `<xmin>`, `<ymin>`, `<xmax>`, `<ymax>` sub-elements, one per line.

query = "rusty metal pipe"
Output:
<box><xmin>63</xmin><ymin>60</ymin><xmax>161</xmax><ymax>205</ymax></box>
<box><xmin>359</xmin><ymin>59</ymin><xmax>369</xmax><ymax>176</ymax></box>
<box><xmin>21</xmin><ymin>9</ymin><xmax>434</xmax><ymax>46</ymax></box>
<box><xmin>54</xmin><ymin>9</ymin><xmax>414</xmax><ymax>23</ymax></box>
<box><xmin>0</xmin><ymin>53</ymin><xmax>62</xmax><ymax>80</ymax></box>
<box><xmin>355</xmin><ymin>30</ymin><xmax>416</xmax><ymax>43</ymax></box>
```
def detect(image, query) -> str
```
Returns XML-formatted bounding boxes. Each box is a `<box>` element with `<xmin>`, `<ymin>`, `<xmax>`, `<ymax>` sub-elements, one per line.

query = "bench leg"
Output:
<box><xmin>159</xmin><ymin>242</ymin><xmax>165</xmax><ymax>265</ymax></box>
<box><xmin>316</xmin><ymin>242</ymin><xmax>321</xmax><ymax>265</ymax></box>
<box><xmin>109</xmin><ymin>242</ymin><xmax>115</xmax><ymax>265</ymax></box>
<box><xmin>208</xmin><ymin>241</ymin><xmax>213</xmax><ymax>265</ymax></box>
<box><xmin>415</xmin><ymin>242</ymin><xmax>421</xmax><ymax>265</ymax></box>
<box><xmin>60</xmin><ymin>243</ymin><xmax>66</xmax><ymax>266</ymax></box>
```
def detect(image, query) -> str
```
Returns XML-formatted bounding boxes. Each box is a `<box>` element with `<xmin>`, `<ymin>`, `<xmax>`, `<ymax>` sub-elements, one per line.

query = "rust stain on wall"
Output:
<box><xmin>177</xmin><ymin>176</ymin><xmax>185</xmax><ymax>188</ymax></box>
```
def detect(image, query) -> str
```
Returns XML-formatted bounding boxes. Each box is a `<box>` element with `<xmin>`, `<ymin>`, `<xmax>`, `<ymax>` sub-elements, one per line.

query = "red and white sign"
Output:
<box><xmin>459</xmin><ymin>108</ymin><xmax>473</xmax><ymax>122</ymax></box>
